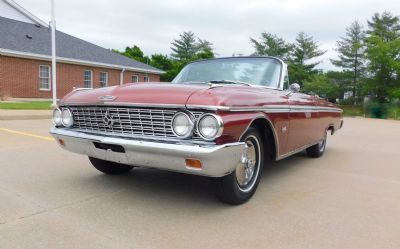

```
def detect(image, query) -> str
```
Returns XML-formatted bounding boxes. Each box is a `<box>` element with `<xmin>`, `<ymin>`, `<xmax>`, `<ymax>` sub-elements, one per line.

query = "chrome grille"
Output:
<box><xmin>68</xmin><ymin>106</ymin><xmax>203</xmax><ymax>139</ymax></box>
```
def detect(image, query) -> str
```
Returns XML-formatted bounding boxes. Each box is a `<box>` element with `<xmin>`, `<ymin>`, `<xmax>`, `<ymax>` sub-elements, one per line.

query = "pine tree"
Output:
<box><xmin>331</xmin><ymin>21</ymin><xmax>365</xmax><ymax>104</ymax></box>
<box><xmin>170</xmin><ymin>31</ymin><xmax>214</xmax><ymax>63</ymax></box>
<box><xmin>365</xmin><ymin>12</ymin><xmax>400</xmax><ymax>102</ymax></box>
<box><xmin>170</xmin><ymin>31</ymin><xmax>198</xmax><ymax>61</ymax></box>
<box><xmin>250</xmin><ymin>33</ymin><xmax>292</xmax><ymax>58</ymax></box>
<box><xmin>288</xmin><ymin>32</ymin><xmax>326</xmax><ymax>85</ymax></box>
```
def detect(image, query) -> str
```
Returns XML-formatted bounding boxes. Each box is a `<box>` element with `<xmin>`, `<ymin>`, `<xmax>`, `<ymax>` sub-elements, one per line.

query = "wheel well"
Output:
<box><xmin>249</xmin><ymin>118</ymin><xmax>277</xmax><ymax>161</ymax></box>
<box><xmin>327</xmin><ymin>125</ymin><xmax>335</xmax><ymax>135</ymax></box>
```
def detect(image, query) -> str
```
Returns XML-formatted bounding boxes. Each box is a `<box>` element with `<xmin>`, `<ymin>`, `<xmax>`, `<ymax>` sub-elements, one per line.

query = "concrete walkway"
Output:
<box><xmin>0</xmin><ymin>110</ymin><xmax>51</xmax><ymax>120</ymax></box>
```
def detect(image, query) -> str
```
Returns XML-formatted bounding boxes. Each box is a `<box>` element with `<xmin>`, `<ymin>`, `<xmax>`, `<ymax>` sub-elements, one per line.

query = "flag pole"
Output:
<box><xmin>51</xmin><ymin>0</ymin><xmax>57</xmax><ymax>106</ymax></box>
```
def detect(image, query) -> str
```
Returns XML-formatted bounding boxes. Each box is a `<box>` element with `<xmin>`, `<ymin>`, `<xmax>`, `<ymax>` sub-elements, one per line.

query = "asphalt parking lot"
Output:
<box><xmin>0</xmin><ymin>117</ymin><xmax>399</xmax><ymax>249</ymax></box>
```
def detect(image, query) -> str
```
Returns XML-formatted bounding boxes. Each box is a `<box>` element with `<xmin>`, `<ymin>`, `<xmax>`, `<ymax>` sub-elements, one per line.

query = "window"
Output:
<box><xmin>132</xmin><ymin>75</ymin><xmax>139</xmax><ymax>82</ymax></box>
<box><xmin>283</xmin><ymin>68</ymin><xmax>290</xmax><ymax>90</ymax></box>
<box><xmin>144</xmin><ymin>75</ymin><xmax>149</xmax><ymax>82</ymax></box>
<box><xmin>84</xmin><ymin>70</ymin><xmax>93</xmax><ymax>88</ymax></box>
<box><xmin>172</xmin><ymin>57</ymin><xmax>282</xmax><ymax>88</ymax></box>
<box><xmin>39</xmin><ymin>65</ymin><xmax>51</xmax><ymax>90</ymax></box>
<box><xmin>100</xmin><ymin>72</ymin><xmax>108</xmax><ymax>87</ymax></box>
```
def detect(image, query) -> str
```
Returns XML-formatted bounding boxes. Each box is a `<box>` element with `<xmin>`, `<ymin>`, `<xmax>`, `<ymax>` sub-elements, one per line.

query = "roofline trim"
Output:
<box><xmin>4</xmin><ymin>0</ymin><xmax>48</xmax><ymax>27</ymax></box>
<box><xmin>0</xmin><ymin>48</ymin><xmax>165</xmax><ymax>75</ymax></box>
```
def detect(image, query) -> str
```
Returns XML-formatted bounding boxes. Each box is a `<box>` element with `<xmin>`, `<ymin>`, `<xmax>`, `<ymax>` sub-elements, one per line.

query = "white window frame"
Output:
<box><xmin>132</xmin><ymin>74</ymin><xmax>139</xmax><ymax>82</ymax></box>
<box><xmin>39</xmin><ymin>65</ymin><xmax>51</xmax><ymax>91</ymax></box>
<box><xmin>84</xmin><ymin>70</ymin><xmax>93</xmax><ymax>88</ymax></box>
<box><xmin>100</xmin><ymin>72</ymin><xmax>108</xmax><ymax>87</ymax></box>
<box><xmin>143</xmin><ymin>75</ymin><xmax>149</xmax><ymax>82</ymax></box>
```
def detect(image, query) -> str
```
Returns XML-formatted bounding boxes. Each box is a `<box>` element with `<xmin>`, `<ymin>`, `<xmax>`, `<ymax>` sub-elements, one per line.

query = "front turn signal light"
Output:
<box><xmin>185</xmin><ymin>159</ymin><xmax>202</xmax><ymax>169</ymax></box>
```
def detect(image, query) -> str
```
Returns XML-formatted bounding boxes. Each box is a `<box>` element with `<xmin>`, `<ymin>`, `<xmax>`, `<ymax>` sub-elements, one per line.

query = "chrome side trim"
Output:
<box><xmin>276</xmin><ymin>141</ymin><xmax>320</xmax><ymax>161</ymax></box>
<box><xmin>230</xmin><ymin>105</ymin><xmax>291</xmax><ymax>112</ymax></box>
<box><xmin>186</xmin><ymin>105</ymin><xmax>231</xmax><ymax>111</ymax></box>
<box><xmin>188</xmin><ymin>104</ymin><xmax>342</xmax><ymax>113</ymax></box>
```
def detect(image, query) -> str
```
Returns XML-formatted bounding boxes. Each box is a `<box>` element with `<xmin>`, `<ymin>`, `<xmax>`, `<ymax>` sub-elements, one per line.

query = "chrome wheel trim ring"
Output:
<box><xmin>235</xmin><ymin>135</ymin><xmax>261</xmax><ymax>193</ymax></box>
<box><xmin>318</xmin><ymin>131</ymin><xmax>327</xmax><ymax>153</ymax></box>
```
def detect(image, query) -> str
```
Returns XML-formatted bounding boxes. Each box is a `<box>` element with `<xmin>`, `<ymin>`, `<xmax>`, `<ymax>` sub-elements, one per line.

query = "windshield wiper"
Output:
<box><xmin>208</xmin><ymin>80</ymin><xmax>252</xmax><ymax>86</ymax></box>
<box><xmin>182</xmin><ymin>80</ymin><xmax>207</xmax><ymax>84</ymax></box>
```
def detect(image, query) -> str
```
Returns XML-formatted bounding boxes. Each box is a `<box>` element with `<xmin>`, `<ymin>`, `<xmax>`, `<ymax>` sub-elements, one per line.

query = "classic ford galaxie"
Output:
<box><xmin>51</xmin><ymin>57</ymin><xmax>343</xmax><ymax>204</ymax></box>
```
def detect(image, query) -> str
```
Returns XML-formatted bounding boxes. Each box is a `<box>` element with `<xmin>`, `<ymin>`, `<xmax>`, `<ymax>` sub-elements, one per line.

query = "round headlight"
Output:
<box><xmin>197</xmin><ymin>114</ymin><xmax>223</xmax><ymax>140</ymax></box>
<box><xmin>52</xmin><ymin>108</ymin><xmax>62</xmax><ymax>126</ymax></box>
<box><xmin>171</xmin><ymin>112</ymin><xmax>194</xmax><ymax>138</ymax></box>
<box><xmin>61</xmin><ymin>108</ymin><xmax>74</xmax><ymax>127</ymax></box>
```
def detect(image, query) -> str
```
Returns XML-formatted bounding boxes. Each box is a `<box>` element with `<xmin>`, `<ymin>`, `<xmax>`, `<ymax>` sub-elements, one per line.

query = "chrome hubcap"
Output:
<box><xmin>236</xmin><ymin>137</ymin><xmax>258</xmax><ymax>191</ymax></box>
<box><xmin>318</xmin><ymin>132</ymin><xmax>327</xmax><ymax>152</ymax></box>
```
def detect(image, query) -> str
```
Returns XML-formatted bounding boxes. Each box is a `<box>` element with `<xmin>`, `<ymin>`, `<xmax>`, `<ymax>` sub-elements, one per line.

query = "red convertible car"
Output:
<box><xmin>51</xmin><ymin>57</ymin><xmax>343</xmax><ymax>204</ymax></box>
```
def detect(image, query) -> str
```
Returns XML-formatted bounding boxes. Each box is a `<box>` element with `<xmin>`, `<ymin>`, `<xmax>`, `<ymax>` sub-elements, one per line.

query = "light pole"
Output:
<box><xmin>51</xmin><ymin>0</ymin><xmax>57</xmax><ymax>106</ymax></box>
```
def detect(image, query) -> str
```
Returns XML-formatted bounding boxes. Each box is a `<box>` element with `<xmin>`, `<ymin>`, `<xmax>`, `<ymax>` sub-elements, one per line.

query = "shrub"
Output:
<box><xmin>367</xmin><ymin>102</ymin><xmax>388</xmax><ymax>119</ymax></box>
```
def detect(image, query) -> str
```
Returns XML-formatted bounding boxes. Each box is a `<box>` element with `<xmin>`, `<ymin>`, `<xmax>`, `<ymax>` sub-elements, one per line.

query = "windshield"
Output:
<box><xmin>172</xmin><ymin>57</ymin><xmax>282</xmax><ymax>88</ymax></box>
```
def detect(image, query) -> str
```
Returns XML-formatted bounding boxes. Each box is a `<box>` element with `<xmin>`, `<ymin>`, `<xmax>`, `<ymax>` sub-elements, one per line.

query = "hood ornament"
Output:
<box><xmin>98</xmin><ymin>95</ymin><xmax>117</xmax><ymax>102</ymax></box>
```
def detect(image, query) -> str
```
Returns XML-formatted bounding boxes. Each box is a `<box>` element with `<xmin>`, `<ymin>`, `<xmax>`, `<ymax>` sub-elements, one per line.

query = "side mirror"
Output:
<box><xmin>289</xmin><ymin>83</ymin><xmax>300</xmax><ymax>93</ymax></box>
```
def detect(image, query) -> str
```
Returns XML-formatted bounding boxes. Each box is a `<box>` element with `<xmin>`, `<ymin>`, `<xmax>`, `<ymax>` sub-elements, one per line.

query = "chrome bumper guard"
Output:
<box><xmin>50</xmin><ymin>128</ymin><xmax>246</xmax><ymax>177</ymax></box>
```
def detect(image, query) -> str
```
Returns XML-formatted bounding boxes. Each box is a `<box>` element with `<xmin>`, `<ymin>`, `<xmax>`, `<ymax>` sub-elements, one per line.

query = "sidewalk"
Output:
<box><xmin>0</xmin><ymin>109</ymin><xmax>52</xmax><ymax>120</ymax></box>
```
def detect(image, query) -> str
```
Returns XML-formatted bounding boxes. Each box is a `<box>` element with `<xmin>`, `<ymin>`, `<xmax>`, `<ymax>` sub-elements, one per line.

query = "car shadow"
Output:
<box><xmin>262</xmin><ymin>152</ymin><xmax>309</xmax><ymax>180</ymax></box>
<box><xmin>73</xmin><ymin>151</ymin><xmax>314</xmax><ymax>209</ymax></box>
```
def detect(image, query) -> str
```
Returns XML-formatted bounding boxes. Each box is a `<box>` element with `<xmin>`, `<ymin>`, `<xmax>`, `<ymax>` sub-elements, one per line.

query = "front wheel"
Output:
<box><xmin>213</xmin><ymin>127</ymin><xmax>264</xmax><ymax>205</ymax></box>
<box><xmin>88</xmin><ymin>157</ymin><xmax>133</xmax><ymax>175</ymax></box>
<box><xmin>306</xmin><ymin>130</ymin><xmax>327</xmax><ymax>158</ymax></box>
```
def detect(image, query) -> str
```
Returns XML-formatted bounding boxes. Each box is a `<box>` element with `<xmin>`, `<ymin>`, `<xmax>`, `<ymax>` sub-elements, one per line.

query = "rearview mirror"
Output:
<box><xmin>289</xmin><ymin>83</ymin><xmax>300</xmax><ymax>93</ymax></box>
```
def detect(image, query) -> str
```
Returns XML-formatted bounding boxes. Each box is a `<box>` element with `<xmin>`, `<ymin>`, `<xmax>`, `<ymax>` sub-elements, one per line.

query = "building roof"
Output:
<box><xmin>0</xmin><ymin>0</ymin><xmax>48</xmax><ymax>27</ymax></box>
<box><xmin>0</xmin><ymin>16</ymin><xmax>164</xmax><ymax>74</ymax></box>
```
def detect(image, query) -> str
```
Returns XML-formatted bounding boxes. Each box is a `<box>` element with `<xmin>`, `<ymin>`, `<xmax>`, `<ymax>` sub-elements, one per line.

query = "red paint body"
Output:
<box><xmin>61</xmin><ymin>82</ymin><xmax>343</xmax><ymax>160</ymax></box>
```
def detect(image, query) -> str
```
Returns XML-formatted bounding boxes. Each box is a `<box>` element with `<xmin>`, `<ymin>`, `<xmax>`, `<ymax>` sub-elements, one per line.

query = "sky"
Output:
<box><xmin>17</xmin><ymin>0</ymin><xmax>400</xmax><ymax>71</ymax></box>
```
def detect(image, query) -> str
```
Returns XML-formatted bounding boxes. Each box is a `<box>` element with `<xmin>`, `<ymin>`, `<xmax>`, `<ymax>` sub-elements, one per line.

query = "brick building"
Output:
<box><xmin>0</xmin><ymin>0</ymin><xmax>164</xmax><ymax>99</ymax></box>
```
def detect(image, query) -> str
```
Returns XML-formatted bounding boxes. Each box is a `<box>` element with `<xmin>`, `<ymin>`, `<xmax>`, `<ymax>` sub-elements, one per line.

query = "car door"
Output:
<box><xmin>287</xmin><ymin>92</ymin><xmax>319</xmax><ymax>152</ymax></box>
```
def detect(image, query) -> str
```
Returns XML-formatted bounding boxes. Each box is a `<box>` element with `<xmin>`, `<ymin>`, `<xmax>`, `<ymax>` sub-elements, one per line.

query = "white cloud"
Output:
<box><xmin>17</xmin><ymin>0</ymin><xmax>400</xmax><ymax>71</ymax></box>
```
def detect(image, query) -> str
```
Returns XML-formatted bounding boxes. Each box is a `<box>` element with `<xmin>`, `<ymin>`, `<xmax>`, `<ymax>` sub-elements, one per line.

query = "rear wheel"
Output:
<box><xmin>214</xmin><ymin>127</ymin><xmax>264</xmax><ymax>205</ymax></box>
<box><xmin>306</xmin><ymin>130</ymin><xmax>327</xmax><ymax>158</ymax></box>
<box><xmin>88</xmin><ymin>157</ymin><xmax>133</xmax><ymax>175</ymax></box>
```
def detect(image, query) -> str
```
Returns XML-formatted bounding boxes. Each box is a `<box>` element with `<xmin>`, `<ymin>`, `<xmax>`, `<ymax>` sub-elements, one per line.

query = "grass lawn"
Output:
<box><xmin>0</xmin><ymin>101</ymin><xmax>52</xmax><ymax>110</ymax></box>
<box><xmin>340</xmin><ymin>104</ymin><xmax>400</xmax><ymax>120</ymax></box>
<box><xmin>341</xmin><ymin>105</ymin><xmax>365</xmax><ymax>117</ymax></box>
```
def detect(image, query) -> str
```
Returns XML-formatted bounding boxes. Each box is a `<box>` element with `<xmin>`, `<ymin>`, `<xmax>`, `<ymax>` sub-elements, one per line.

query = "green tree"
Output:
<box><xmin>149</xmin><ymin>54</ymin><xmax>175</xmax><ymax>81</ymax></box>
<box><xmin>113</xmin><ymin>45</ymin><xmax>150</xmax><ymax>64</ymax></box>
<box><xmin>250</xmin><ymin>33</ymin><xmax>292</xmax><ymax>58</ymax></box>
<box><xmin>170</xmin><ymin>31</ymin><xmax>214</xmax><ymax>62</ymax></box>
<box><xmin>196</xmin><ymin>39</ymin><xmax>215</xmax><ymax>59</ymax></box>
<box><xmin>365</xmin><ymin>12</ymin><xmax>400</xmax><ymax>102</ymax></box>
<box><xmin>331</xmin><ymin>21</ymin><xmax>366</xmax><ymax>104</ymax></box>
<box><xmin>325</xmin><ymin>70</ymin><xmax>354</xmax><ymax>100</ymax></box>
<box><xmin>288</xmin><ymin>32</ymin><xmax>326</xmax><ymax>85</ymax></box>
<box><xmin>303</xmin><ymin>74</ymin><xmax>340</xmax><ymax>101</ymax></box>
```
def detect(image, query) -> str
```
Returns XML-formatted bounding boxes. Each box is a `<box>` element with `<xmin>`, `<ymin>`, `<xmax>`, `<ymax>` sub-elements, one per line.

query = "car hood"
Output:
<box><xmin>61</xmin><ymin>83</ymin><xmax>208</xmax><ymax>106</ymax></box>
<box><xmin>61</xmin><ymin>82</ymin><xmax>286</xmax><ymax>108</ymax></box>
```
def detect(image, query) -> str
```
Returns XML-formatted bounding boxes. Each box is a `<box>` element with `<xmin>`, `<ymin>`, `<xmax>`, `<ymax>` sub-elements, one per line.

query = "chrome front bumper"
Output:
<box><xmin>50</xmin><ymin>128</ymin><xmax>246</xmax><ymax>177</ymax></box>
